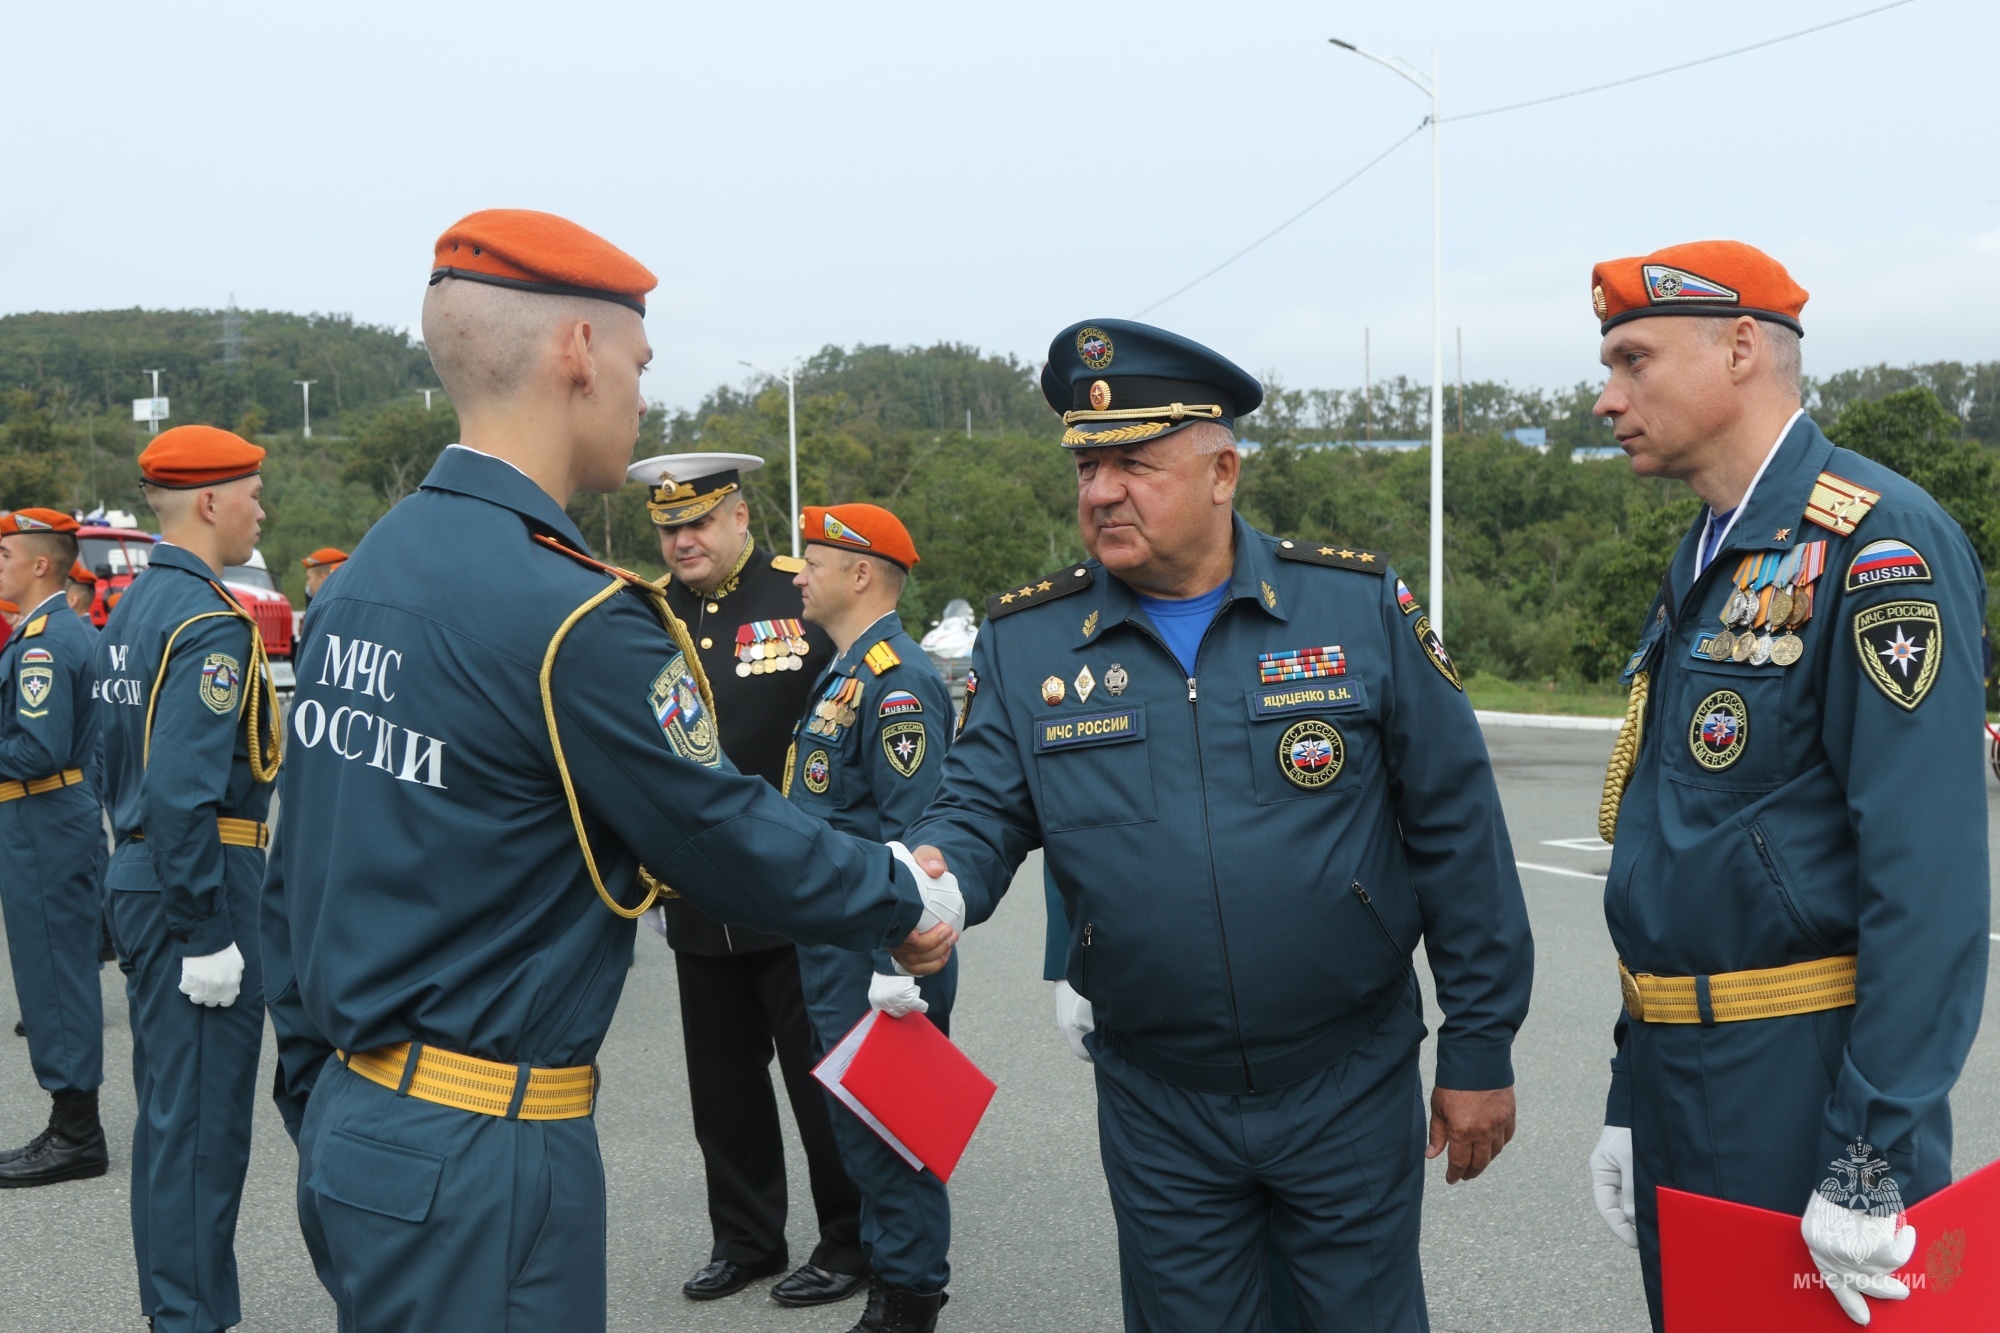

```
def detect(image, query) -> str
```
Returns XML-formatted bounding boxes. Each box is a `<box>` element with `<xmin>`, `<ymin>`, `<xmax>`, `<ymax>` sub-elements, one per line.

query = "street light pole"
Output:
<box><xmin>740</xmin><ymin>360</ymin><xmax>801</xmax><ymax>557</ymax></box>
<box><xmin>140</xmin><ymin>368</ymin><xmax>166</xmax><ymax>435</ymax></box>
<box><xmin>294</xmin><ymin>379</ymin><xmax>316</xmax><ymax>439</ymax></box>
<box><xmin>1330</xmin><ymin>38</ymin><xmax>1446</xmax><ymax>633</ymax></box>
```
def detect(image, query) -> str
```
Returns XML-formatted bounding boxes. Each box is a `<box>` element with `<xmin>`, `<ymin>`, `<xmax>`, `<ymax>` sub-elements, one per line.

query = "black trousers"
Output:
<box><xmin>674</xmin><ymin>947</ymin><xmax>865</xmax><ymax>1274</ymax></box>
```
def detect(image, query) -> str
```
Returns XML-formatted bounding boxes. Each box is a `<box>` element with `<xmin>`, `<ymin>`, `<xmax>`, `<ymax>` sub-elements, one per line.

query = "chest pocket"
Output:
<box><xmin>1032</xmin><ymin>703</ymin><xmax>1155</xmax><ymax>832</ymax></box>
<box><xmin>1668</xmin><ymin>657</ymin><xmax>1789</xmax><ymax>791</ymax></box>
<box><xmin>792</xmin><ymin>734</ymin><xmax>847</xmax><ymax>808</ymax></box>
<box><xmin>1239</xmin><ymin>682</ymin><xmax>1372</xmax><ymax>806</ymax></box>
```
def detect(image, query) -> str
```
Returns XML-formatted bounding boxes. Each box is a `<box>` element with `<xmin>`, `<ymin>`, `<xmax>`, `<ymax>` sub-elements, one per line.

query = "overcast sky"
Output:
<box><xmin>3</xmin><ymin>0</ymin><xmax>1995</xmax><ymax>412</ymax></box>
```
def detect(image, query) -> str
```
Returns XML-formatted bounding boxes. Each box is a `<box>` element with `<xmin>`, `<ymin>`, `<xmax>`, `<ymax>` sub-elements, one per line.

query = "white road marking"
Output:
<box><xmin>1516</xmin><ymin>861</ymin><xmax>1608</xmax><ymax>883</ymax></box>
<box><xmin>1542</xmin><ymin>836</ymin><xmax>1613</xmax><ymax>852</ymax></box>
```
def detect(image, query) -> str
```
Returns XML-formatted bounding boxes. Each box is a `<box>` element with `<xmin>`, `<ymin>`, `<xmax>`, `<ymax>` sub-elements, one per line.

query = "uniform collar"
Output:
<box><xmin>832</xmin><ymin>611</ymin><xmax>903</xmax><ymax>677</ymax></box>
<box><xmin>1701</xmin><ymin>412</ymin><xmax>1832</xmax><ymax>567</ymax></box>
<box><xmin>419</xmin><ymin>444</ymin><xmax>593</xmax><ymax>552</ymax></box>
<box><xmin>18</xmin><ymin>590</ymin><xmax>69</xmax><ymax>623</ymax></box>
<box><xmin>1086</xmin><ymin>511</ymin><xmax>1287</xmax><ymax>649</ymax></box>
<box><xmin>146</xmin><ymin>542</ymin><xmax>224</xmax><ymax>581</ymax></box>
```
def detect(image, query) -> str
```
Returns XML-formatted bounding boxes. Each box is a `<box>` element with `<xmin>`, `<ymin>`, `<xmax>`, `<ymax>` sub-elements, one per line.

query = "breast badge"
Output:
<box><xmin>1277</xmin><ymin>719</ymin><xmax>1345</xmax><ymax>790</ymax></box>
<box><xmin>1074</xmin><ymin>665</ymin><xmax>1095</xmax><ymax>703</ymax></box>
<box><xmin>1853</xmin><ymin>600</ymin><xmax>1942</xmax><ymax>710</ymax></box>
<box><xmin>1688</xmin><ymin>689</ymin><xmax>1749</xmax><ymax>771</ymax></box>
<box><xmin>881</xmin><ymin>720</ymin><xmax>927</xmax><ymax>778</ymax></box>
<box><xmin>1041</xmin><ymin>675</ymin><xmax>1066</xmax><ymax>706</ymax></box>
<box><xmin>650</xmin><ymin>655</ymin><xmax>721</xmax><ymax>767</ymax></box>
<box><xmin>803</xmin><ymin>749</ymin><xmax>832</xmax><ymax>794</ymax></box>
<box><xmin>198</xmin><ymin>653</ymin><xmax>243</xmax><ymax>716</ymax></box>
<box><xmin>1103</xmin><ymin>663</ymin><xmax>1129</xmax><ymax>696</ymax></box>
<box><xmin>1413</xmin><ymin>616</ymin><xmax>1462</xmax><ymax>691</ymax></box>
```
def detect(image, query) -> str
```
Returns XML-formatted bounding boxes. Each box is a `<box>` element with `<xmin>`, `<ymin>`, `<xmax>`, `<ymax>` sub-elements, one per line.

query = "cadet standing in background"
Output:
<box><xmin>0</xmin><ymin>509</ymin><xmax>107</xmax><ymax>1188</ymax></box>
<box><xmin>299</xmin><ymin>547</ymin><xmax>347</xmax><ymax>601</ymax></box>
<box><xmin>67</xmin><ymin>562</ymin><xmax>97</xmax><ymax>619</ymax></box>
<box><xmin>907</xmin><ymin>318</ymin><xmax>1534</xmax><ymax>1332</ymax></box>
<box><xmin>632</xmin><ymin>451</ymin><xmax>868</xmax><ymax>1308</ymax></box>
<box><xmin>786</xmin><ymin>503</ymin><xmax>957</xmax><ymax>1333</ymax></box>
<box><xmin>95</xmin><ymin>428</ymin><xmax>283</xmax><ymax>1333</ymax></box>
<box><xmin>261</xmin><ymin>209</ymin><xmax>958</xmax><ymax>1332</ymax></box>
<box><xmin>1586</xmin><ymin>242</ymin><xmax>1990</xmax><ymax>1329</ymax></box>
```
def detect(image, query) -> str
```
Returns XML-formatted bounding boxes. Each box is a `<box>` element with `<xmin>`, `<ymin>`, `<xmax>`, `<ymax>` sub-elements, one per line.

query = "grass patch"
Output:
<box><xmin>1463</xmin><ymin>673</ymin><xmax>1629</xmax><ymax>718</ymax></box>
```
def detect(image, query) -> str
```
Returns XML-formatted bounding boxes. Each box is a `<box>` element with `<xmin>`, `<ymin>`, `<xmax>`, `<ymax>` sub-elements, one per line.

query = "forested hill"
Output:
<box><xmin>1</xmin><ymin>306</ymin><xmax>1994</xmax><ymax>688</ymax></box>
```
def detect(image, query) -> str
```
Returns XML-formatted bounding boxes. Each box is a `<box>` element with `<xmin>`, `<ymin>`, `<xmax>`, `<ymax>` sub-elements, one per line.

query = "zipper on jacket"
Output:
<box><xmin>1748</xmin><ymin>823</ymin><xmax>1834</xmax><ymax>955</ymax></box>
<box><xmin>1352</xmin><ymin>881</ymin><xmax>1398</xmax><ymax>952</ymax></box>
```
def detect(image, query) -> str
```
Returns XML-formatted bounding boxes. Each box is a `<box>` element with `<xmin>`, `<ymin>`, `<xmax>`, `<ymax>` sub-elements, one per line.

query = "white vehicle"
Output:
<box><xmin>220</xmin><ymin>549</ymin><xmax>298</xmax><ymax>694</ymax></box>
<box><xmin>920</xmin><ymin>598</ymin><xmax>979</xmax><ymax>698</ymax></box>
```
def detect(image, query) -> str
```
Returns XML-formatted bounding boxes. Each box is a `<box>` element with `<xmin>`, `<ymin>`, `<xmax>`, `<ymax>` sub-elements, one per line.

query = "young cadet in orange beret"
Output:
<box><xmin>260</xmin><ymin>209</ymin><xmax>961</xmax><ymax>1333</ymax></box>
<box><xmin>91</xmin><ymin>429</ymin><xmax>283</xmax><ymax>1332</ymax></box>
<box><xmin>66</xmin><ymin>561</ymin><xmax>97</xmax><ymax>619</ymax></box>
<box><xmin>299</xmin><ymin>547</ymin><xmax>347</xmax><ymax>601</ymax></box>
<box><xmin>0</xmin><ymin>509</ymin><xmax>109</xmax><ymax>1189</ymax></box>
<box><xmin>1585</xmin><ymin>242</ymin><xmax>1989</xmax><ymax>1329</ymax></box>
<box><xmin>785</xmin><ymin>504</ymin><xmax>959</xmax><ymax>1333</ymax></box>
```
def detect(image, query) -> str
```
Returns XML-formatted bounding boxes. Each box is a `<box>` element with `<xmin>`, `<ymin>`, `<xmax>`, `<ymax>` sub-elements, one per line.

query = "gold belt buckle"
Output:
<box><xmin>1619</xmin><ymin>962</ymin><xmax>1646</xmax><ymax>1022</ymax></box>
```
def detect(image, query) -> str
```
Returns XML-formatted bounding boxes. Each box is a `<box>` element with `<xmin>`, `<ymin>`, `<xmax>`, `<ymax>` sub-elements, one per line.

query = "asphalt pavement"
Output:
<box><xmin>0</xmin><ymin>723</ymin><xmax>1994</xmax><ymax>1331</ymax></box>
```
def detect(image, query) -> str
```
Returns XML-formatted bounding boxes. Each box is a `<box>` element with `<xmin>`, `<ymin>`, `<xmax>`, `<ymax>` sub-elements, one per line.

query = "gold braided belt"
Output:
<box><xmin>128</xmin><ymin>817</ymin><xmax>269</xmax><ymax>849</ymax></box>
<box><xmin>338</xmin><ymin>1041</ymin><xmax>598</xmax><ymax>1121</ymax></box>
<box><xmin>0</xmin><ymin>769</ymin><xmax>84</xmax><ymax>802</ymax></box>
<box><xmin>1619</xmin><ymin>955</ymin><xmax>1857</xmax><ymax>1024</ymax></box>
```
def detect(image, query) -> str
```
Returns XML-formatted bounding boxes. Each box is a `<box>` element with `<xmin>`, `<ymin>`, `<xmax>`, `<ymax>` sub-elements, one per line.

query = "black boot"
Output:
<box><xmin>846</xmin><ymin>1277</ymin><xmax>948</xmax><ymax>1333</ymax></box>
<box><xmin>0</xmin><ymin>1089</ymin><xmax>108</xmax><ymax>1187</ymax></box>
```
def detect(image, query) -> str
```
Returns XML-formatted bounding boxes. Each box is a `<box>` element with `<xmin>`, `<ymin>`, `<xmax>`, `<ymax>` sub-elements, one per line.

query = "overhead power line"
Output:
<box><xmin>1140</xmin><ymin>0</ymin><xmax>1920</xmax><ymax>314</ymax></box>
<box><xmin>1443</xmin><ymin>0</ymin><xmax>1918</xmax><ymax>123</ymax></box>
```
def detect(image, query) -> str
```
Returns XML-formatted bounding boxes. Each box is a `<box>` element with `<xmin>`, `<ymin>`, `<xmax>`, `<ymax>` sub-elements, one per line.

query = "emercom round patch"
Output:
<box><xmin>803</xmin><ymin>749</ymin><xmax>832</xmax><ymax>795</ymax></box>
<box><xmin>1688</xmin><ymin>688</ymin><xmax>1749</xmax><ymax>771</ymax></box>
<box><xmin>1277</xmin><ymin>718</ymin><xmax>1345</xmax><ymax>790</ymax></box>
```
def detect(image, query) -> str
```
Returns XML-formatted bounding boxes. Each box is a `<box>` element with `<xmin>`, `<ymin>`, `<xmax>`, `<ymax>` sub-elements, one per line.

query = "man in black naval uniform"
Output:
<box><xmin>628</xmin><ymin>451</ymin><xmax>868</xmax><ymax>1307</ymax></box>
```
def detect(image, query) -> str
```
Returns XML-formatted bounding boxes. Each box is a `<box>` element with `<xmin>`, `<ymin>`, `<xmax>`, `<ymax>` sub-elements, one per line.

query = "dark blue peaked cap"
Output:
<box><xmin>1041</xmin><ymin>318</ymin><xmax>1264</xmax><ymax>450</ymax></box>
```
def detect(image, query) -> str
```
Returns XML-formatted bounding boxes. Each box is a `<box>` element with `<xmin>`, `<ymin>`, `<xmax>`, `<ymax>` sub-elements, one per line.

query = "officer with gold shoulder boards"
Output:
<box><xmin>0</xmin><ymin>509</ymin><xmax>108</xmax><ymax>1188</ymax></box>
<box><xmin>628</xmin><ymin>452</ymin><xmax>866</xmax><ymax>1308</ymax></box>
<box><xmin>261</xmin><ymin>209</ymin><xmax>959</xmax><ymax>1332</ymax></box>
<box><xmin>906</xmin><ymin>318</ymin><xmax>1534</xmax><ymax>1331</ymax></box>
<box><xmin>1586</xmin><ymin>242</ymin><xmax>1990</xmax><ymax>1329</ymax></box>
<box><xmin>785</xmin><ymin>503</ymin><xmax>957</xmax><ymax>1333</ymax></box>
<box><xmin>94</xmin><ymin>427</ymin><xmax>283</xmax><ymax>1333</ymax></box>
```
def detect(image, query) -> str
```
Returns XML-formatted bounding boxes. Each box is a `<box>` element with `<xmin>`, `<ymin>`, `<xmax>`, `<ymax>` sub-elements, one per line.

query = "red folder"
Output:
<box><xmin>812</xmin><ymin>1010</ymin><xmax>997</xmax><ymax>1183</ymax></box>
<box><xmin>1660</xmin><ymin>1158</ymin><xmax>2000</xmax><ymax>1331</ymax></box>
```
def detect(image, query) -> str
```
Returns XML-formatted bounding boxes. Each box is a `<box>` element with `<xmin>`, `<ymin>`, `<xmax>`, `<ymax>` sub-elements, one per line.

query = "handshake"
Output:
<box><xmin>874</xmin><ymin>843</ymin><xmax>963</xmax><ymax>1015</ymax></box>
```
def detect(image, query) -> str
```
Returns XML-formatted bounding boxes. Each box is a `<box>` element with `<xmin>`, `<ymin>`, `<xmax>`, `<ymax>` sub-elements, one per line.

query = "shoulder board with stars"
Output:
<box><xmin>987</xmin><ymin>565</ymin><xmax>1095</xmax><ymax>619</ymax></box>
<box><xmin>863</xmin><ymin>642</ymin><xmax>902</xmax><ymax>676</ymax></box>
<box><xmin>1273</xmin><ymin>541</ymin><xmax>1389</xmax><ymax>574</ymax></box>
<box><xmin>1804</xmin><ymin>471</ymin><xmax>1881</xmax><ymax>537</ymax></box>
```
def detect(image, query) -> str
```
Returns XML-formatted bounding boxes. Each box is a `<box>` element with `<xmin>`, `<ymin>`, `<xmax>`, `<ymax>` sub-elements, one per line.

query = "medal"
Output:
<box><xmin>1770</xmin><ymin>633</ymin><xmax>1804</xmax><ymax>666</ymax></box>
<box><xmin>1706</xmin><ymin>631</ymin><xmax>1735</xmax><ymax>661</ymax></box>
<box><xmin>736</xmin><ymin>662</ymin><xmax>751</xmax><ymax>677</ymax></box>
<box><xmin>1731</xmin><ymin>632</ymin><xmax>1755</xmax><ymax>663</ymax></box>
<box><xmin>1749</xmin><ymin>633</ymin><xmax>1773</xmax><ymax>666</ymax></box>
<box><xmin>1767</xmin><ymin>585</ymin><xmax>1794</xmax><ymax>629</ymax></box>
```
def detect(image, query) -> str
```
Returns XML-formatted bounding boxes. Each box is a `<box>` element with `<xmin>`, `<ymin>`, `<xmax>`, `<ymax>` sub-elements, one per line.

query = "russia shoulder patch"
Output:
<box><xmin>1845</xmin><ymin>539</ymin><xmax>1931</xmax><ymax>592</ymax></box>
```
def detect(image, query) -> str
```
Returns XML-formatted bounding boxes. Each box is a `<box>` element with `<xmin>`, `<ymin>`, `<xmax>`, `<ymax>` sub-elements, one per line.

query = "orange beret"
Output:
<box><xmin>69</xmin><ymin>561</ymin><xmax>96</xmax><ymax>585</ymax></box>
<box><xmin>431</xmin><ymin>209</ymin><xmax>657</xmax><ymax>316</ymax></box>
<box><xmin>0</xmin><ymin>600</ymin><xmax>17</xmax><ymax>616</ymax></box>
<box><xmin>801</xmin><ymin>504</ymin><xmax>920</xmax><ymax>571</ymax></box>
<box><xmin>301</xmin><ymin>547</ymin><xmax>349</xmax><ymax>570</ymax></box>
<box><xmin>1591</xmin><ymin>240</ymin><xmax>1808</xmax><ymax>337</ymax></box>
<box><xmin>138</xmin><ymin>425</ymin><xmax>265</xmax><ymax>489</ymax></box>
<box><xmin>0</xmin><ymin>508</ymin><xmax>80</xmax><ymax>536</ymax></box>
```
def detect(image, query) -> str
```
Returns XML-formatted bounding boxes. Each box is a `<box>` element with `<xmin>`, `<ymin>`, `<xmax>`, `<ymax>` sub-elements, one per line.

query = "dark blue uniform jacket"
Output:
<box><xmin>1605</xmin><ymin>416</ymin><xmax>1990</xmax><ymax>1183</ymax></box>
<box><xmin>263</xmin><ymin>448</ymin><xmax>926</xmax><ymax>1128</ymax></box>
<box><xmin>908</xmin><ymin>514</ymin><xmax>1533</xmax><ymax>1096</ymax></box>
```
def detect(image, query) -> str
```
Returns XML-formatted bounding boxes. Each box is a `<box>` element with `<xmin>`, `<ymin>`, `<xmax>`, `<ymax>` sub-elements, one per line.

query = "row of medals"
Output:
<box><xmin>1709</xmin><ymin>584</ymin><xmax>1806</xmax><ymax>667</ymax></box>
<box><xmin>812</xmin><ymin>681</ymin><xmax>860</xmax><ymax>732</ymax></box>
<box><xmin>737</xmin><ymin>635</ymin><xmax>811</xmax><ymax>677</ymax></box>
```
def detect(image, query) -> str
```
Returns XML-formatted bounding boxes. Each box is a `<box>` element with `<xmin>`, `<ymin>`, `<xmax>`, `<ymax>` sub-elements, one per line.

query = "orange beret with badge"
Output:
<box><xmin>800</xmin><ymin>504</ymin><xmax>920</xmax><ymax>571</ymax></box>
<box><xmin>137</xmin><ymin>425</ymin><xmax>266</xmax><ymax>489</ymax></box>
<box><xmin>0</xmin><ymin>509</ymin><xmax>81</xmax><ymax>536</ymax></box>
<box><xmin>1591</xmin><ymin>240</ymin><xmax>1809</xmax><ymax>337</ymax></box>
<box><xmin>430</xmin><ymin>209</ymin><xmax>657</xmax><ymax>316</ymax></box>
<box><xmin>301</xmin><ymin>547</ymin><xmax>349</xmax><ymax>570</ymax></box>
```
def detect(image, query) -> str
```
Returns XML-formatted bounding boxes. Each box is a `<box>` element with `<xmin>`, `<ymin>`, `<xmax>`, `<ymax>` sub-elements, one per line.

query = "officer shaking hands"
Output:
<box><xmin>95</xmin><ymin>427</ymin><xmax>284</xmax><ymax>1333</ymax></box>
<box><xmin>261</xmin><ymin>209</ymin><xmax>960</xmax><ymax>1333</ymax></box>
<box><xmin>1587</xmin><ymin>242</ymin><xmax>1990</xmax><ymax>1329</ymax></box>
<box><xmin>906</xmin><ymin>319</ymin><xmax>1534</xmax><ymax>1331</ymax></box>
<box><xmin>630</xmin><ymin>451</ymin><xmax>867</xmax><ymax>1310</ymax></box>
<box><xmin>0</xmin><ymin>509</ymin><xmax>107</xmax><ymax>1189</ymax></box>
<box><xmin>786</xmin><ymin>504</ymin><xmax>958</xmax><ymax>1333</ymax></box>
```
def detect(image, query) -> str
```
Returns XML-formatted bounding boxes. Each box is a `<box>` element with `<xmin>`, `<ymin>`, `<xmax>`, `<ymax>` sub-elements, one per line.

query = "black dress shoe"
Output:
<box><xmin>845</xmin><ymin>1277</ymin><xmax>948</xmax><ymax>1333</ymax></box>
<box><xmin>682</xmin><ymin>1255</ymin><xmax>788</xmax><ymax>1301</ymax></box>
<box><xmin>0</xmin><ymin>1090</ymin><xmax>108</xmax><ymax>1188</ymax></box>
<box><xmin>771</xmin><ymin>1263</ymin><xmax>869</xmax><ymax>1307</ymax></box>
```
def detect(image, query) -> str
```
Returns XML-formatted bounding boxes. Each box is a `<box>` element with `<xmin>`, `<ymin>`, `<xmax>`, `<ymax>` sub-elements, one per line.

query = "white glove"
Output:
<box><xmin>1589</xmin><ymin>1125</ymin><xmax>1639</xmax><ymax>1248</ymax></box>
<box><xmin>868</xmin><ymin>970</ymin><xmax>930</xmax><ymax>1018</ymax></box>
<box><xmin>886</xmin><ymin>840</ymin><xmax>964</xmax><ymax>935</ymax></box>
<box><xmin>1053</xmin><ymin>979</ymin><xmax>1095</xmax><ymax>1063</ymax></box>
<box><xmin>1802</xmin><ymin>1189</ymin><xmax>1917</xmax><ymax>1325</ymax></box>
<box><xmin>179</xmin><ymin>942</ymin><xmax>245</xmax><ymax>1008</ymax></box>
